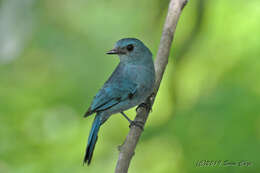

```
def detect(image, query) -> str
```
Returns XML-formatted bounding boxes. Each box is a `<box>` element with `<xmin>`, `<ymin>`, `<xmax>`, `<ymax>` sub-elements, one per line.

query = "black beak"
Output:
<box><xmin>106</xmin><ymin>48</ymin><xmax>118</xmax><ymax>54</ymax></box>
<box><xmin>106</xmin><ymin>48</ymin><xmax>126</xmax><ymax>55</ymax></box>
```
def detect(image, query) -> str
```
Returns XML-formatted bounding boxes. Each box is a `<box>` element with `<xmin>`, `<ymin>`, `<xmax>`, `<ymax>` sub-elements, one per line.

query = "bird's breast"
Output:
<box><xmin>125</xmin><ymin>64</ymin><xmax>155</xmax><ymax>91</ymax></box>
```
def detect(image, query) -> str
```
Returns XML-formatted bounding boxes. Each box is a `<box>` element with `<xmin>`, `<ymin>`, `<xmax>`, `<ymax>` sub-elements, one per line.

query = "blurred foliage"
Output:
<box><xmin>0</xmin><ymin>0</ymin><xmax>260</xmax><ymax>173</ymax></box>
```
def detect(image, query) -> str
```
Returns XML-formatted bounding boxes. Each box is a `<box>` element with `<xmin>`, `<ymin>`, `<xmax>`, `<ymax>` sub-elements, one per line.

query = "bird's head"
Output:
<box><xmin>106</xmin><ymin>38</ymin><xmax>152</xmax><ymax>63</ymax></box>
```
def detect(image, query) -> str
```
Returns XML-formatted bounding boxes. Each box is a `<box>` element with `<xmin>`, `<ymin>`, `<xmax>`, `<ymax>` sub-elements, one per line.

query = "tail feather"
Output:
<box><xmin>84</xmin><ymin>115</ymin><xmax>101</xmax><ymax>165</ymax></box>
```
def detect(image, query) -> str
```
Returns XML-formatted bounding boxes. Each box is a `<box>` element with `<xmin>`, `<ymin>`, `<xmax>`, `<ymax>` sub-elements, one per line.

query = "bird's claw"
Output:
<box><xmin>129</xmin><ymin>120</ymin><xmax>144</xmax><ymax>130</ymax></box>
<box><xmin>136</xmin><ymin>102</ymin><xmax>152</xmax><ymax>112</ymax></box>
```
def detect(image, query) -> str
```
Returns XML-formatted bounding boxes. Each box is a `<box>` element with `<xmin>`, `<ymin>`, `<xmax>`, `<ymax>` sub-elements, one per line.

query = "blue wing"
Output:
<box><xmin>84</xmin><ymin>79</ymin><xmax>137</xmax><ymax>117</ymax></box>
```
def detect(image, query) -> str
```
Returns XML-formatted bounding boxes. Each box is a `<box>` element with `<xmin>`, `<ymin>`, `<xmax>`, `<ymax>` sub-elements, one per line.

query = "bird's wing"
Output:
<box><xmin>84</xmin><ymin>80</ymin><xmax>137</xmax><ymax>117</ymax></box>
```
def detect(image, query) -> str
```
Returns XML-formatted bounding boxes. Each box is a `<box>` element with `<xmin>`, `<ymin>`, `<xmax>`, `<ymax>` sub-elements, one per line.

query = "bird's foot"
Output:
<box><xmin>129</xmin><ymin>120</ymin><xmax>144</xmax><ymax>130</ymax></box>
<box><xmin>136</xmin><ymin>102</ymin><xmax>152</xmax><ymax>112</ymax></box>
<box><xmin>136</xmin><ymin>93</ymin><xmax>155</xmax><ymax>112</ymax></box>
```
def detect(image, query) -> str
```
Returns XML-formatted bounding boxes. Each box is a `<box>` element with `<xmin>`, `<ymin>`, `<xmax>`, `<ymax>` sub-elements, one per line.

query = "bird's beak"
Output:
<box><xmin>106</xmin><ymin>48</ymin><xmax>126</xmax><ymax>55</ymax></box>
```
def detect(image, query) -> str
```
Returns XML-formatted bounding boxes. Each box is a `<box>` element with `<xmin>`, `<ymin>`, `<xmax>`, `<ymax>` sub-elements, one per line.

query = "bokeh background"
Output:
<box><xmin>0</xmin><ymin>0</ymin><xmax>260</xmax><ymax>172</ymax></box>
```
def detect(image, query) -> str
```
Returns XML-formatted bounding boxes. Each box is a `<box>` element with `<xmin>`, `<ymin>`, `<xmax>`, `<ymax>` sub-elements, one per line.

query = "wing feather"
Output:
<box><xmin>84</xmin><ymin>80</ymin><xmax>137</xmax><ymax>117</ymax></box>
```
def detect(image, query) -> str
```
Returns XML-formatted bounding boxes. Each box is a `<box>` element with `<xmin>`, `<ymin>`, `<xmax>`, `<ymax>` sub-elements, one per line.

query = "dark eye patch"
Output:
<box><xmin>126</xmin><ymin>44</ymin><xmax>134</xmax><ymax>51</ymax></box>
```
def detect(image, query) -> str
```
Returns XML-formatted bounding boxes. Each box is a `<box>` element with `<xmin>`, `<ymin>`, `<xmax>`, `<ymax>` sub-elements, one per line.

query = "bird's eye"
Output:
<box><xmin>126</xmin><ymin>44</ymin><xmax>134</xmax><ymax>51</ymax></box>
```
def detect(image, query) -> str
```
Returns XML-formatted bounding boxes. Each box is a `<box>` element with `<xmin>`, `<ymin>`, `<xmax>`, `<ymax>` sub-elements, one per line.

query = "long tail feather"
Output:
<box><xmin>84</xmin><ymin>115</ymin><xmax>101</xmax><ymax>165</ymax></box>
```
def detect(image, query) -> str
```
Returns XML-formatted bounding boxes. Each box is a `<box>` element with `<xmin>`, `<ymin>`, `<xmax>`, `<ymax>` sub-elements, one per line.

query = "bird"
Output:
<box><xmin>83</xmin><ymin>38</ymin><xmax>155</xmax><ymax>165</ymax></box>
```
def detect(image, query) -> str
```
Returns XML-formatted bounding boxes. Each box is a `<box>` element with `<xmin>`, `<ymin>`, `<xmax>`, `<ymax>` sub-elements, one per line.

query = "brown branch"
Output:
<box><xmin>115</xmin><ymin>0</ymin><xmax>188</xmax><ymax>172</ymax></box>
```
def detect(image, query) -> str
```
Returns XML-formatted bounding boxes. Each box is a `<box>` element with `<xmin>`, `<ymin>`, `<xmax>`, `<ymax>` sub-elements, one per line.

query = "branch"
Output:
<box><xmin>115</xmin><ymin>0</ymin><xmax>188</xmax><ymax>172</ymax></box>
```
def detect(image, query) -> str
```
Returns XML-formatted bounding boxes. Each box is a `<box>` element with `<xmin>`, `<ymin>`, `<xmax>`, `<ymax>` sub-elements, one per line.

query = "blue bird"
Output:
<box><xmin>83</xmin><ymin>38</ymin><xmax>155</xmax><ymax>165</ymax></box>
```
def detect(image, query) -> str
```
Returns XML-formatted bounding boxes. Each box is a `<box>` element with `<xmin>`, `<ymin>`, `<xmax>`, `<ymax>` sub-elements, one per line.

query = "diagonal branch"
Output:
<box><xmin>115</xmin><ymin>0</ymin><xmax>188</xmax><ymax>172</ymax></box>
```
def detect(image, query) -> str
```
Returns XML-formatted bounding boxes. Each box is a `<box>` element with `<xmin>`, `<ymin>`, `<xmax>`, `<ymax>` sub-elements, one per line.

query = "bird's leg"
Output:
<box><xmin>120</xmin><ymin>112</ymin><xmax>132</xmax><ymax>124</ymax></box>
<box><xmin>120</xmin><ymin>112</ymin><xmax>144</xmax><ymax>130</ymax></box>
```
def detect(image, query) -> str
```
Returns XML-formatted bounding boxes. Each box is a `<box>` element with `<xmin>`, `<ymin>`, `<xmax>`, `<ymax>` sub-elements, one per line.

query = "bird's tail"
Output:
<box><xmin>84</xmin><ymin>114</ymin><xmax>102</xmax><ymax>165</ymax></box>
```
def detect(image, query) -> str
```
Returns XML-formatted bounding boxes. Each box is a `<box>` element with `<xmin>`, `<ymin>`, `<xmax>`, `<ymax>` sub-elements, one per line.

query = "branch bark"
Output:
<box><xmin>115</xmin><ymin>0</ymin><xmax>188</xmax><ymax>172</ymax></box>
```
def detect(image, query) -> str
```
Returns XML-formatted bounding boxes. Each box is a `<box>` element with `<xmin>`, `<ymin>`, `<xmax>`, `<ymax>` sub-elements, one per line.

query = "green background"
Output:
<box><xmin>0</xmin><ymin>0</ymin><xmax>259</xmax><ymax>172</ymax></box>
